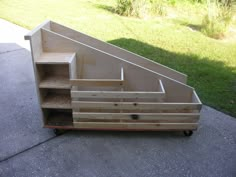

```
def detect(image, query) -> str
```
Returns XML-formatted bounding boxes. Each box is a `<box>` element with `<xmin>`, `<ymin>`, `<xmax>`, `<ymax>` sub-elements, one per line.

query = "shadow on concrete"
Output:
<box><xmin>0</xmin><ymin>43</ymin><xmax>54</xmax><ymax>161</ymax></box>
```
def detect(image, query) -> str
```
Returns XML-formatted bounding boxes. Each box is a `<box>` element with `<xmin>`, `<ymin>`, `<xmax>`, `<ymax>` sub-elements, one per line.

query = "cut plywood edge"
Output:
<box><xmin>24</xmin><ymin>20</ymin><xmax>51</xmax><ymax>40</ymax></box>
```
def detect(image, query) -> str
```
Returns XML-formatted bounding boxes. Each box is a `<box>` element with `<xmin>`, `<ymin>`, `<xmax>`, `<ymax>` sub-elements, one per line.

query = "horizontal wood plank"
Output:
<box><xmin>71</xmin><ymin>91</ymin><xmax>165</xmax><ymax>99</ymax></box>
<box><xmin>73</xmin><ymin>112</ymin><xmax>200</xmax><ymax>123</ymax></box>
<box><xmin>72</xmin><ymin>101</ymin><xmax>201</xmax><ymax>111</ymax></box>
<box><xmin>70</xmin><ymin>79</ymin><xmax>124</xmax><ymax>87</ymax></box>
<box><xmin>73</xmin><ymin>122</ymin><xmax>198</xmax><ymax>130</ymax></box>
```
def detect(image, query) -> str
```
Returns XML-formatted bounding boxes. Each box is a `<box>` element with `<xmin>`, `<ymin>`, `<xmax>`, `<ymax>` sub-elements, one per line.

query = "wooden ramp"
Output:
<box><xmin>25</xmin><ymin>20</ymin><xmax>202</xmax><ymax>135</ymax></box>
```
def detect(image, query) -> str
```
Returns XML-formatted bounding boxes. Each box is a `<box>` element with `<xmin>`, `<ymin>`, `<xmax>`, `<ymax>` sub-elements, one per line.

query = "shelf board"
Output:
<box><xmin>39</xmin><ymin>75</ymin><xmax>70</xmax><ymax>89</ymax></box>
<box><xmin>42</xmin><ymin>93</ymin><xmax>71</xmax><ymax>109</ymax></box>
<box><xmin>36</xmin><ymin>52</ymin><xmax>75</xmax><ymax>64</ymax></box>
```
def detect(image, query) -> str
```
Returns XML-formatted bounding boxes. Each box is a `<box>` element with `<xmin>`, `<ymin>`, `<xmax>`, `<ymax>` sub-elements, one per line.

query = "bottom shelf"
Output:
<box><xmin>42</xmin><ymin>109</ymin><xmax>198</xmax><ymax>131</ymax></box>
<box><xmin>44</xmin><ymin>109</ymin><xmax>73</xmax><ymax>127</ymax></box>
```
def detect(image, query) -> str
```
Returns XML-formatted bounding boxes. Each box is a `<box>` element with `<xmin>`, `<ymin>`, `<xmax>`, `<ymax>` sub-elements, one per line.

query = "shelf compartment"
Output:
<box><xmin>35</xmin><ymin>52</ymin><xmax>76</xmax><ymax>64</ymax></box>
<box><xmin>41</xmin><ymin>89</ymin><xmax>71</xmax><ymax>109</ymax></box>
<box><xmin>44</xmin><ymin>109</ymin><xmax>73</xmax><ymax>126</ymax></box>
<box><xmin>39</xmin><ymin>75</ymin><xmax>70</xmax><ymax>89</ymax></box>
<box><xmin>71</xmin><ymin>79</ymin><xmax>165</xmax><ymax>102</ymax></box>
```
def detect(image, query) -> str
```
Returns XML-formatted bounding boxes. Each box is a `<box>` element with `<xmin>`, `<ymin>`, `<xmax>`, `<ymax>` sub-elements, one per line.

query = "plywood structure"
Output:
<box><xmin>25</xmin><ymin>20</ymin><xmax>202</xmax><ymax>133</ymax></box>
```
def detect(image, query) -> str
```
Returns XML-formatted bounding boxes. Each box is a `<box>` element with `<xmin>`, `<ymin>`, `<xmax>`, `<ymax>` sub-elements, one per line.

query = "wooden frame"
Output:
<box><xmin>25</xmin><ymin>20</ymin><xmax>202</xmax><ymax>133</ymax></box>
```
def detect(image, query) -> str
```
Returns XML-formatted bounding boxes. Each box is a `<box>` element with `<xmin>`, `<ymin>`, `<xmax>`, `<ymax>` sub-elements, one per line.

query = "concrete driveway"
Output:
<box><xmin>0</xmin><ymin>19</ymin><xmax>236</xmax><ymax>177</ymax></box>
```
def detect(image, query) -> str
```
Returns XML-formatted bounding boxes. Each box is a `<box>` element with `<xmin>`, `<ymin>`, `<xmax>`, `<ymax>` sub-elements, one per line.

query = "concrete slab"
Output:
<box><xmin>0</xmin><ymin>106</ymin><xmax>235</xmax><ymax>177</ymax></box>
<box><xmin>0</xmin><ymin>46</ymin><xmax>54</xmax><ymax>160</ymax></box>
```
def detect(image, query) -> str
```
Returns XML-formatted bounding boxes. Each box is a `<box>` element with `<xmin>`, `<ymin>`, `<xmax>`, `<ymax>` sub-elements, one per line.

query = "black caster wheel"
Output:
<box><xmin>183</xmin><ymin>130</ymin><xmax>193</xmax><ymax>137</ymax></box>
<box><xmin>53</xmin><ymin>129</ymin><xmax>65</xmax><ymax>136</ymax></box>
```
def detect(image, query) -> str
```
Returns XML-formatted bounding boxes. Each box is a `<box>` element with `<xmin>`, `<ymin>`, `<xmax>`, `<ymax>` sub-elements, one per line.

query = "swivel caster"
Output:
<box><xmin>53</xmin><ymin>129</ymin><xmax>65</xmax><ymax>136</ymax></box>
<box><xmin>183</xmin><ymin>130</ymin><xmax>193</xmax><ymax>137</ymax></box>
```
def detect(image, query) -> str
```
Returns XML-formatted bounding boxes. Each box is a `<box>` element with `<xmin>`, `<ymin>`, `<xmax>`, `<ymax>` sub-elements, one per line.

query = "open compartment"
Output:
<box><xmin>37</xmin><ymin>64</ymin><xmax>70</xmax><ymax>89</ymax></box>
<box><xmin>40</xmin><ymin>89</ymin><xmax>71</xmax><ymax>109</ymax></box>
<box><xmin>43</xmin><ymin>108</ymin><xmax>73</xmax><ymax>127</ymax></box>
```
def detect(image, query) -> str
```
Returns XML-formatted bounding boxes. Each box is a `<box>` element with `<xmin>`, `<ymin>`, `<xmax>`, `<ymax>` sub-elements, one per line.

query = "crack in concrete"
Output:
<box><xmin>0</xmin><ymin>48</ymin><xmax>25</xmax><ymax>55</ymax></box>
<box><xmin>0</xmin><ymin>132</ymin><xmax>67</xmax><ymax>164</ymax></box>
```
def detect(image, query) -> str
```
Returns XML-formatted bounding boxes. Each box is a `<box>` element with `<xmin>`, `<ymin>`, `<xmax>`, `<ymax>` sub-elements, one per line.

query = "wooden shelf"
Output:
<box><xmin>36</xmin><ymin>52</ymin><xmax>75</xmax><ymax>64</ymax></box>
<box><xmin>42</xmin><ymin>93</ymin><xmax>71</xmax><ymax>109</ymax></box>
<box><xmin>39</xmin><ymin>75</ymin><xmax>70</xmax><ymax>89</ymax></box>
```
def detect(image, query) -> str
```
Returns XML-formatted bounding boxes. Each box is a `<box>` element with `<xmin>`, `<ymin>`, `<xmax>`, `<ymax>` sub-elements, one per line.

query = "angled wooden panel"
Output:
<box><xmin>50</xmin><ymin>21</ymin><xmax>187</xmax><ymax>83</ymax></box>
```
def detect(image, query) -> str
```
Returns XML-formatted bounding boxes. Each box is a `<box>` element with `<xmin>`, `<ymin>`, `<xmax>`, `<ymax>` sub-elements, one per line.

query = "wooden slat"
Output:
<box><xmin>72</xmin><ymin>101</ymin><xmax>201</xmax><ymax>111</ymax></box>
<box><xmin>50</xmin><ymin>21</ymin><xmax>188</xmax><ymax>84</ymax></box>
<box><xmin>70</xmin><ymin>79</ymin><xmax>124</xmax><ymax>87</ymax></box>
<box><xmin>25</xmin><ymin>20</ymin><xmax>50</xmax><ymax>40</ymax></box>
<box><xmin>121</xmin><ymin>67</ymin><xmax>124</xmax><ymax>81</ymax></box>
<box><xmin>73</xmin><ymin>122</ymin><xmax>198</xmax><ymax>130</ymax></box>
<box><xmin>71</xmin><ymin>91</ymin><xmax>165</xmax><ymax>99</ymax></box>
<box><xmin>73</xmin><ymin>112</ymin><xmax>200</xmax><ymax>123</ymax></box>
<box><xmin>159</xmin><ymin>79</ymin><xmax>165</xmax><ymax>93</ymax></box>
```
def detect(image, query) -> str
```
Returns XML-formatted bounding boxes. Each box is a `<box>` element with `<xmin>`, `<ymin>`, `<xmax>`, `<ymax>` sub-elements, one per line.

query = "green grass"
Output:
<box><xmin>0</xmin><ymin>0</ymin><xmax>235</xmax><ymax>117</ymax></box>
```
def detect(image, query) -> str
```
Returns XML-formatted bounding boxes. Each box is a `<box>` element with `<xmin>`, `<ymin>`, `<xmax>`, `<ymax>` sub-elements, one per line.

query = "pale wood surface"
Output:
<box><xmin>41</xmin><ymin>28</ymin><xmax>194</xmax><ymax>102</ymax></box>
<box><xmin>50</xmin><ymin>21</ymin><xmax>187</xmax><ymax>83</ymax></box>
<box><xmin>72</xmin><ymin>101</ymin><xmax>201</xmax><ymax>111</ymax></box>
<box><xmin>73</xmin><ymin>122</ymin><xmax>198</xmax><ymax>130</ymax></box>
<box><xmin>42</xmin><ymin>93</ymin><xmax>71</xmax><ymax>109</ymax></box>
<box><xmin>73</xmin><ymin>112</ymin><xmax>200</xmax><ymax>123</ymax></box>
<box><xmin>25</xmin><ymin>21</ymin><xmax>202</xmax><ymax>130</ymax></box>
<box><xmin>71</xmin><ymin>91</ymin><xmax>165</xmax><ymax>99</ymax></box>
<box><xmin>39</xmin><ymin>75</ymin><xmax>70</xmax><ymax>89</ymax></box>
<box><xmin>70</xmin><ymin>79</ymin><xmax>124</xmax><ymax>87</ymax></box>
<box><xmin>36</xmin><ymin>52</ymin><xmax>75</xmax><ymax>64</ymax></box>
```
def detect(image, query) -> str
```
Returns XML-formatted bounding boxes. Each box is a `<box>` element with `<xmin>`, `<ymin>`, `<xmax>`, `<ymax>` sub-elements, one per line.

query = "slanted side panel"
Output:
<box><xmin>50</xmin><ymin>21</ymin><xmax>187</xmax><ymax>83</ymax></box>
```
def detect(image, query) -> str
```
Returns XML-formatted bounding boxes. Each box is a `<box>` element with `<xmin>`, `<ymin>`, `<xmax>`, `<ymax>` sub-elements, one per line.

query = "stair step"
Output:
<box><xmin>36</xmin><ymin>52</ymin><xmax>76</xmax><ymax>64</ymax></box>
<box><xmin>41</xmin><ymin>93</ymin><xmax>71</xmax><ymax>109</ymax></box>
<box><xmin>39</xmin><ymin>75</ymin><xmax>70</xmax><ymax>89</ymax></box>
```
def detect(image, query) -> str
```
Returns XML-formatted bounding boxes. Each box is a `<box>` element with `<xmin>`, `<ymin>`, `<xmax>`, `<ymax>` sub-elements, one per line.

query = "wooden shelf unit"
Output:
<box><xmin>35</xmin><ymin>52</ymin><xmax>76</xmax><ymax>126</ymax></box>
<box><xmin>25</xmin><ymin>20</ymin><xmax>202</xmax><ymax>133</ymax></box>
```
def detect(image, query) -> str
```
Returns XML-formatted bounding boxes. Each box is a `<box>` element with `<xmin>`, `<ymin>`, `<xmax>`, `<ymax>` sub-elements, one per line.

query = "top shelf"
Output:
<box><xmin>35</xmin><ymin>52</ymin><xmax>76</xmax><ymax>64</ymax></box>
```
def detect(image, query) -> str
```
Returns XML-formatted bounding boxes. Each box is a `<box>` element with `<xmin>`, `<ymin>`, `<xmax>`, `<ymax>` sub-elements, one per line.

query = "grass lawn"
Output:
<box><xmin>0</xmin><ymin>0</ymin><xmax>235</xmax><ymax>117</ymax></box>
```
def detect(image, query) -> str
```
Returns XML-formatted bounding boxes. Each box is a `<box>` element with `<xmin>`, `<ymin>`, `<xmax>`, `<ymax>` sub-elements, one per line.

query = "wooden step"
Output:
<box><xmin>41</xmin><ymin>93</ymin><xmax>71</xmax><ymax>109</ymax></box>
<box><xmin>36</xmin><ymin>52</ymin><xmax>76</xmax><ymax>64</ymax></box>
<box><xmin>39</xmin><ymin>75</ymin><xmax>70</xmax><ymax>89</ymax></box>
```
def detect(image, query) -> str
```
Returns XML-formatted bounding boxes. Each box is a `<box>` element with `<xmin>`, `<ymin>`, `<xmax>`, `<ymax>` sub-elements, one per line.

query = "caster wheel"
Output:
<box><xmin>183</xmin><ymin>130</ymin><xmax>193</xmax><ymax>137</ymax></box>
<box><xmin>53</xmin><ymin>129</ymin><xmax>65</xmax><ymax>136</ymax></box>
